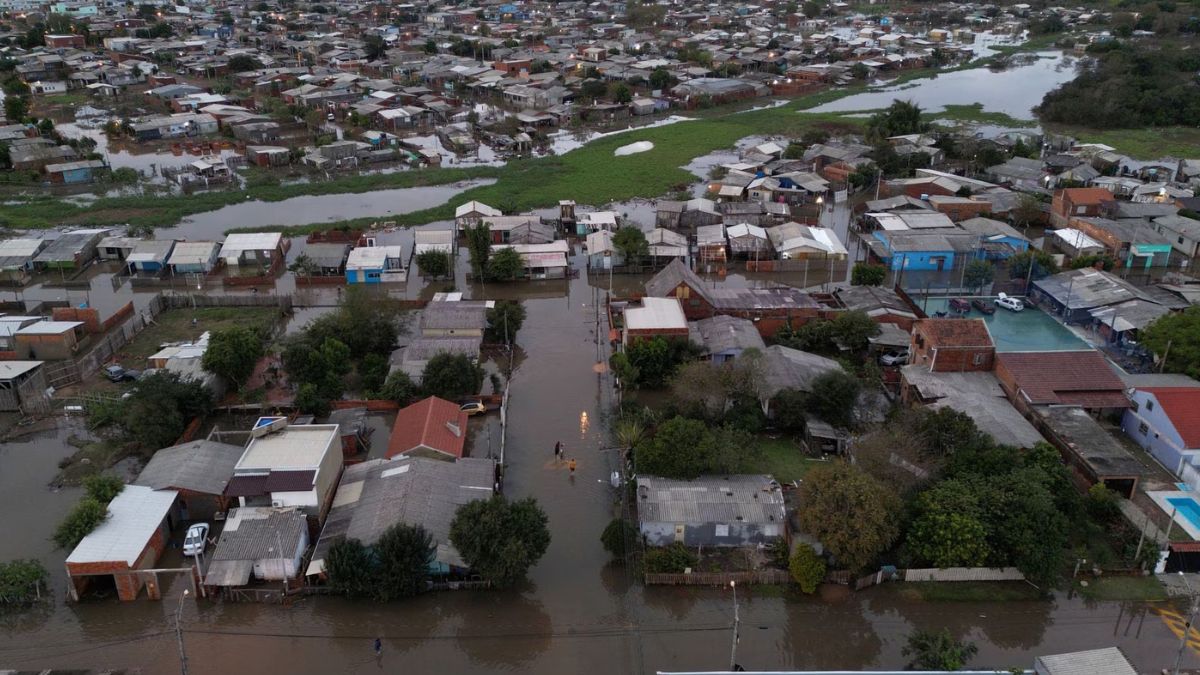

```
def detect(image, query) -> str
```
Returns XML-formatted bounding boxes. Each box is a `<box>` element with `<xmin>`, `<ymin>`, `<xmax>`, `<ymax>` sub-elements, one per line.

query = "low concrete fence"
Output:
<box><xmin>644</xmin><ymin>570</ymin><xmax>792</xmax><ymax>586</ymax></box>
<box><xmin>902</xmin><ymin>567</ymin><xmax>1025</xmax><ymax>582</ymax></box>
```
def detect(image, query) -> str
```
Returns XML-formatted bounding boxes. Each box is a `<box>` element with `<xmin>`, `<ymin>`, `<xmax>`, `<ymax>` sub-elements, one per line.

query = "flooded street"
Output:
<box><xmin>1</xmin><ymin>249</ymin><xmax>1198</xmax><ymax>674</ymax></box>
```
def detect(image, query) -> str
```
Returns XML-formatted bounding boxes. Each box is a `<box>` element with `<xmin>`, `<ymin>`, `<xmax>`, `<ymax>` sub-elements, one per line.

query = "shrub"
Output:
<box><xmin>643</xmin><ymin>542</ymin><xmax>697</xmax><ymax>574</ymax></box>
<box><xmin>0</xmin><ymin>559</ymin><xmax>48</xmax><ymax>605</ymax></box>
<box><xmin>53</xmin><ymin>498</ymin><xmax>108</xmax><ymax>549</ymax></box>
<box><xmin>83</xmin><ymin>474</ymin><xmax>124</xmax><ymax>504</ymax></box>
<box><xmin>789</xmin><ymin>545</ymin><xmax>827</xmax><ymax>593</ymax></box>
<box><xmin>601</xmin><ymin>518</ymin><xmax>639</xmax><ymax>559</ymax></box>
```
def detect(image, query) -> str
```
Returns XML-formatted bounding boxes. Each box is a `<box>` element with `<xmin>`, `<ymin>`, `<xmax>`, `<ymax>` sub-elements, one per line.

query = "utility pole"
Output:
<box><xmin>174</xmin><ymin>589</ymin><xmax>190</xmax><ymax>675</ymax></box>
<box><xmin>728</xmin><ymin>580</ymin><xmax>740</xmax><ymax>672</ymax></box>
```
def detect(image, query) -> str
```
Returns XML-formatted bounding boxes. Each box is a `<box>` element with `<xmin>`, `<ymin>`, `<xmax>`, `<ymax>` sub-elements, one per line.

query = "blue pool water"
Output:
<box><xmin>1167</xmin><ymin>496</ymin><xmax>1200</xmax><ymax>529</ymax></box>
<box><xmin>918</xmin><ymin>297</ymin><xmax>1087</xmax><ymax>352</ymax></box>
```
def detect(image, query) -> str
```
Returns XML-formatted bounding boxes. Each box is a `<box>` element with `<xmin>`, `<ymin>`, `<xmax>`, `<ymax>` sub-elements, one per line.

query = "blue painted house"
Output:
<box><xmin>1121</xmin><ymin>386</ymin><xmax>1200</xmax><ymax>476</ymax></box>
<box><xmin>870</xmin><ymin>230</ymin><xmax>978</xmax><ymax>271</ymax></box>
<box><xmin>346</xmin><ymin>245</ymin><xmax>406</xmax><ymax>284</ymax></box>
<box><xmin>958</xmin><ymin>217</ymin><xmax>1031</xmax><ymax>260</ymax></box>
<box><xmin>45</xmin><ymin>159</ymin><xmax>108</xmax><ymax>185</ymax></box>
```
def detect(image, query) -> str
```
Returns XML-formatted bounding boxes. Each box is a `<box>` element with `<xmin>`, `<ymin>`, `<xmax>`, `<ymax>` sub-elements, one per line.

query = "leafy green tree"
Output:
<box><xmin>83</xmin><ymin>474</ymin><xmax>124</xmax><ymax>504</ymax></box>
<box><xmin>363</xmin><ymin>34</ymin><xmax>388</xmax><ymax>60</ymax></box>
<box><xmin>851</xmin><ymin>264</ymin><xmax>886</xmax><ymax>286</ymax></box>
<box><xmin>649</xmin><ymin>67</ymin><xmax>675</xmax><ymax>90</ymax></box>
<box><xmin>850</xmin><ymin>62</ymin><xmax>869</xmax><ymax>80</ymax></box>
<box><xmin>295</xmin><ymin>383</ymin><xmax>331</xmax><ymax>417</ymax></box>
<box><xmin>831</xmin><ymin>311</ymin><xmax>880</xmax><ymax>353</ymax></box>
<box><xmin>601</xmin><ymin>518</ymin><xmax>639</xmax><ymax>559</ymax></box>
<box><xmin>0</xmin><ymin>559</ymin><xmax>48</xmax><ymax>605</ymax></box>
<box><xmin>450</xmin><ymin>496</ymin><xmax>550</xmax><ymax>588</ymax></box>
<box><xmin>798</xmin><ymin>462</ymin><xmax>900</xmax><ymax>571</ymax></box>
<box><xmin>1007</xmin><ymin>249</ymin><xmax>1059</xmax><ymax>281</ymax></box>
<box><xmin>485</xmin><ymin>300</ymin><xmax>526</xmax><ymax>344</ymax></box>
<box><xmin>54</xmin><ymin>498</ymin><xmax>108</xmax><ymax>549</ymax></box>
<box><xmin>963</xmin><ymin>259</ymin><xmax>994</xmax><ymax>293</ymax></box>
<box><xmin>1142</xmin><ymin>306</ymin><xmax>1200</xmax><ymax>378</ymax></box>
<box><xmin>325</xmin><ymin>538</ymin><xmax>375</xmax><ymax>598</ymax></box>
<box><xmin>4</xmin><ymin>95</ymin><xmax>28</xmax><ymax>123</ymax></box>
<box><xmin>358</xmin><ymin>353</ymin><xmax>389</xmax><ymax>395</ymax></box>
<box><xmin>421</xmin><ymin>353</ymin><xmax>483</xmax><ymax>400</ymax></box>
<box><xmin>463</xmin><ymin>223</ymin><xmax>492</xmax><ymax>279</ymax></box>
<box><xmin>423</xmin><ymin>38</ymin><xmax>438</xmax><ymax>54</ymax></box>
<box><xmin>806</xmin><ymin>371</ymin><xmax>860</xmax><ymax>429</ymax></box>
<box><xmin>375</xmin><ymin>523</ymin><xmax>435</xmax><ymax>600</ymax></box>
<box><xmin>613</xmin><ymin>226</ymin><xmax>648</xmax><ymax>265</ymax></box>
<box><xmin>486</xmin><ymin>246</ymin><xmax>525</xmax><ymax>281</ymax></box>
<box><xmin>789</xmin><ymin>544</ymin><xmax>827</xmax><ymax>593</ymax></box>
<box><xmin>903</xmin><ymin>629</ymin><xmax>978</xmax><ymax>670</ymax></box>
<box><xmin>636</xmin><ymin>416</ymin><xmax>715</xmax><ymax>479</ymax></box>
<box><xmin>116</xmin><ymin>372</ymin><xmax>213</xmax><ymax>449</ymax></box>
<box><xmin>769</xmin><ymin>388</ymin><xmax>808</xmax><ymax>433</ymax></box>
<box><xmin>581</xmin><ymin>78</ymin><xmax>608</xmax><ymax>100</ymax></box>
<box><xmin>643</xmin><ymin>542</ymin><xmax>697</xmax><ymax>573</ymax></box>
<box><xmin>202</xmin><ymin>326</ymin><xmax>264</xmax><ymax>389</ymax></box>
<box><xmin>611</xmin><ymin>82</ymin><xmax>633</xmax><ymax>104</ymax></box>
<box><xmin>379</xmin><ymin>371</ymin><xmax>418</xmax><ymax>405</ymax></box>
<box><xmin>623</xmin><ymin>337</ymin><xmax>698</xmax><ymax>388</ymax></box>
<box><xmin>866</xmin><ymin>99</ymin><xmax>928</xmax><ymax>143</ymax></box>
<box><xmin>916</xmin><ymin>407</ymin><xmax>987</xmax><ymax>459</ymax></box>
<box><xmin>1070</xmin><ymin>253</ymin><xmax>1116</xmax><ymax>271</ymax></box>
<box><xmin>905</xmin><ymin>480</ymin><xmax>990</xmax><ymax>567</ymax></box>
<box><xmin>416</xmin><ymin>250</ymin><xmax>451</xmax><ymax>279</ymax></box>
<box><xmin>227</xmin><ymin>55</ymin><xmax>262</xmax><ymax>72</ymax></box>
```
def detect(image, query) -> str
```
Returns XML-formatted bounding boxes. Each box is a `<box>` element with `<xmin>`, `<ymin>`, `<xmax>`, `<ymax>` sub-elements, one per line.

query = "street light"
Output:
<box><xmin>1174</xmin><ymin>572</ymin><xmax>1198</xmax><ymax>675</ymax></box>
<box><xmin>175</xmin><ymin>589</ymin><xmax>190</xmax><ymax>675</ymax></box>
<box><xmin>728</xmin><ymin>580</ymin><xmax>740</xmax><ymax>671</ymax></box>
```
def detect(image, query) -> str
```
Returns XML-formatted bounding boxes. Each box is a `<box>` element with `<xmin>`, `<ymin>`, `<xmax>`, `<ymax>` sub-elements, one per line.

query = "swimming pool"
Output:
<box><xmin>1149</xmin><ymin>491</ymin><xmax>1200</xmax><ymax>539</ymax></box>
<box><xmin>1168</xmin><ymin>496</ymin><xmax>1200</xmax><ymax>530</ymax></box>
<box><xmin>917</xmin><ymin>297</ymin><xmax>1087</xmax><ymax>352</ymax></box>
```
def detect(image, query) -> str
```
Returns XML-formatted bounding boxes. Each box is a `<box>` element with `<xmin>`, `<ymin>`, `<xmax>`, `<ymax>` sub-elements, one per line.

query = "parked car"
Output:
<box><xmin>948</xmin><ymin>298</ymin><xmax>971</xmax><ymax>314</ymax></box>
<box><xmin>460</xmin><ymin>401</ymin><xmax>486</xmax><ymax>416</ymax></box>
<box><xmin>103</xmin><ymin>365</ymin><xmax>140</xmax><ymax>383</ymax></box>
<box><xmin>971</xmin><ymin>299</ymin><xmax>996</xmax><ymax>315</ymax></box>
<box><xmin>182</xmin><ymin>523</ymin><xmax>209</xmax><ymax>556</ymax></box>
<box><xmin>879</xmin><ymin>349</ymin><xmax>909</xmax><ymax>366</ymax></box>
<box><xmin>994</xmin><ymin>293</ymin><xmax>1025</xmax><ymax>312</ymax></box>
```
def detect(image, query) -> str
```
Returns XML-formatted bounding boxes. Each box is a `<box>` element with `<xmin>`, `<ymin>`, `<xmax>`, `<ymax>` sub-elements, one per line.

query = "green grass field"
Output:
<box><xmin>1074</xmin><ymin>575</ymin><xmax>1168</xmax><ymax>602</ymax></box>
<box><xmin>117</xmin><ymin>307</ymin><xmax>281</xmax><ymax>370</ymax></box>
<box><xmin>741</xmin><ymin>437</ymin><xmax>828</xmax><ymax>484</ymax></box>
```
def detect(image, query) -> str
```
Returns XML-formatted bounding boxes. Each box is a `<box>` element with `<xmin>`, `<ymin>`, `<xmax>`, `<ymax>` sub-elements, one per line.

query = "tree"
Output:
<box><xmin>54</xmin><ymin>498</ymin><xmax>108</xmax><ymax>549</ymax></box>
<box><xmin>831</xmin><ymin>311</ymin><xmax>880</xmax><ymax>353</ymax></box>
<box><xmin>295</xmin><ymin>382</ymin><xmax>331</xmax><ymax>417</ymax></box>
<box><xmin>613</xmin><ymin>226</ymin><xmax>648</xmax><ymax>265</ymax></box>
<box><xmin>202</xmin><ymin>326</ymin><xmax>264</xmax><ymax>389</ymax></box>
<box><xmin>449</xmin><ymin>496</ymin><xmax>550</xmax><ymax>588</ymax></box>
<box><xmin>227</xmin><ymin>54</ymin><xmax>262</xmax><ymax>72</ymax></box>
<box><xmin>375</xmin><ymin>523</ymin><xmax>435</xmax><ymax>600</ymax></box>
<box><xmin>643</xmin><ymin>542</ymin><xmax>697</xmax><ymax>573</ymax></box>
<box><xmin>363</xmin><ymin>34</ymin><xmax>388</xmax><ymax>60</ymax></box>
<box><xmin>916</xmin><ymin>407</ymin><xmax>986</xmax><ymax>459</ymax></box>
<box><xmin>770</xmin><ymin>388</ymin><xmax>809</xmax><ymax>433</ymax></box>
<box><xmin>1143</xmin><ymin>307</ymin><xmax>1200</xmax><ymax>377</ymax></box>
<box><xmin>83</xmin><ymin>474</ymin><xmax>124</xmax><ymax>504</ymax></box>
<box><xmin>581</xmin><ymin>78</ymin><xmax>608</xmax><ymax>101</ymax></box>
<box><xmin>325</xmin><ymin>538</ymin><xmax>376</xmax><ymax>598</ymax></box>
<box><xmin>421</xmin><ymin>353</ymin><xmax>483</xmax><ymax>400</ymax></box>
<box><xmin>416</xmin><ymin>250</ymin><xmax>451</xmax><ymax>279</ymax></box>
<box><xmin>1070</xmin><ymin>253</ymin><xmax>1116</xmax><ymax>271</ymax></box>
<box><xmin>797</xmin><ymin>462</ymin><xmax>900</xmax><ymax>571</ymax></box>
<box><xmin>789</xmin><ymin>544</ymin><xmax>827</xmax><ymax>593</ymax></box>
<box><xmin>379</xmin><ymin>371</ymin><xmax>418</xmax><ymax>405</ymax></box>
<box><xmin>636</xmin><ymin>416</ymin><xmax>715</xmax><ymax>479</ymax></box>
<box><xmin>851</xmin><ymin>264</ymin><xmax>886</xmax><ymax>286</ymax></box>
<box><xmin>649</xmin><ymin>67</ymin><xmax>675</xmax><ymax>90</ymax></box>
<box><xmin>850</xmin><ymin>62</ymin><xmax>870</xmax><ymax>80</ymax></box>
<box><xmin>463</xmin><ymin>223</ymin><xmax>491</xmax><ymax>279</ymax></box>
<box><xmin>802</xmin><ymin>0</ymin><xmax>821</xmax><ymax>16</ymax></box>
<box><xmin>601</xmin><ymin>518</ymin><xmax>639</xmax><ymax>559</ymax></box>
<box><xmin>611</xmin><ymin>82</ymin><xmax>633</xmax><ymax>104</ymax></box>
<box><xmin>1007</xmin><ymin>249</ymin><xmax>1059</xmax><ymax>281</ymax></box>
<box><xmin>486</xmin><ymin>247</ymin><xmax>525</xmax><ymax>281</ymax></box>
<box><xmin>4</xmin><ymin>95</ymin><xmax>28</xmax><ymax>123</ymax></box>
<box><xmin>866</xmin><ymin>99</ymin><xmax>928</xmax><ymax>143</ymax></box>
<box><xmin>903</xmin><ymin>629</ymin><xmax>978</xmax><ymax>670</ymax></box>
<box><xmin>905</xmin><ymin>480</ymin><xmax>990</xmax><ymax>567</ymax></box>
<box><xmin>485</xmin><ymin>300</ymin><xmax>526</xmax><ymax>345</ymax></box>
<box><xmin>115</xmin><ymin>372</ymin><xmax>213</xmax><ymax>449</ymax></box>
<box><xmin>963</xmin><ymin>259</ymin><xmax>994</xmax><ymax>293</ymax></box>
<box><xmin>806</xmin><ymin>371</ymin><xmax>860</xmax><ymax>429</ymax></box>
<box><xmin>358</xmin><ymin>353</ymin><xmax>389</xmax><ymax>395</ymax></box>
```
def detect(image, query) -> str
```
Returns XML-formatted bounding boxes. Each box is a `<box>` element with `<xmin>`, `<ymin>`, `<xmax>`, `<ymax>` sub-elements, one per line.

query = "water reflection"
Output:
<box><xmin>452</xmin><ymin>590</ymin><xmax>553</xmax><ymax>668</ymax></box>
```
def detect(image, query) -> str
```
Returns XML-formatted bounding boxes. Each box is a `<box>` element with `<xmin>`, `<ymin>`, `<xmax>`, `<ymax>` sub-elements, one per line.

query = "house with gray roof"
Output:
<box><xmin>636</xmin><ymin>474</ymin><xmax>785</xmax><ymax>547</ymax></box>
<box><xmin>134</xmin><ymin>439</ymin><xmax>244</xmax><ymax>520</ymax></box>
<box><xmin>688</xmin><ymin>315</ymin><xmax>765</xmax><ymax>363</ymax></box>
<box><xmin>205</xmin><ymin>507</ymin><xmax>310</xmax><ymax>588</ymax></box>
<box><xmin>306</xmin><ymin>455</ymin><xmax>496</xmax><ymax>578</ymax></box>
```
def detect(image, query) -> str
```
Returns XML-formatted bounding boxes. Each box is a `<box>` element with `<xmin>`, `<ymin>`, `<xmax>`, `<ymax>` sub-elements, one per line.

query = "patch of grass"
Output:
<box><xmin>1075</xmin><ymin>575</ymin><xmax>1168</xmax><ymax>602</ymax></box>
<box><xmin>930</xmin><ymin>103</ymin><xmax>1037</xmax><ymax>128</ymax></box>
<box><xmin>741</xmin><ymin>437</ymin><xmax>827</xmax><ymax>484</ymax></box>
<box><xmin>1047</xmin><ymin>125</ymin><xmax>1200</xmax><ymax>160</ymax></box>
<box><xmin>896</xmin><ymin>581</ymin><xmax>1043</xmax><ymax>602</ymax></box>
<box><xmin>36</xmin><ymin>92</ymin><xmax>90</xmax><ymax>107</ymax></box>
<box><xmin>117</xmin><ymin>307</ymin><xmax>281</xmax><ymax>370</ymax></box>
<box><xmin>55</xmin><ymin>439</ymin><xmax>127</xmax><ymax>485</ymax></box>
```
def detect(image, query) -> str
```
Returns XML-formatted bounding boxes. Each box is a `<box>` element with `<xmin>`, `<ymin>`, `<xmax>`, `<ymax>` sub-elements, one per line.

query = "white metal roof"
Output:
<box><xmin>0</xmin><ymin>238</ymin><xmax>45</xmax><ymax>257</ymax></box>
<box><xmin>1035</xmin><ymin>648</ymin><xmax>1136</xmax><ymax>675</ymax></box>
<box><xmin>15</xmin><ymin>321</ymin><xmax>83</xmax><ymax>335</ymax></box>
<box><xmin>454</xmin><ymin>200</ymin><xmax>501</xmax><ymax>219</ymax></box>
<box><xmin>236</xmin><ymin>424</ymin><xmax>338</xmax><ymax>471</ymax></box>
<box><xmin>625</xmin><ymin>297</ymin><xmax>687</xmax><ymax>331</ymax></box>
<box><xmin>346</xmin><ymin>245</ymin><xmax>404</xmax><ymax>269</ymax></box>
<box><xmin>168</xmin><ymin>241</ymin><xmax>220</xmax><ymax>265</ymax></box>
<box><xmin>1051</xmin><ymin>228</ymin><xmax>1105</xmax><ymax>250</ymax></box>
<box><xmin>219</xmin><ymin>232</ymin><xmax>283</xmax><ymax>256</ymax></box>
<box><xmin>66</xmin><ymin>485</ymin><xmax>178</xmax><ymax>566</ymax></box>
<box><xmin>0</xmin><ymin>361</ymin><xmax>41</xmax><ymax>379</ymax></box>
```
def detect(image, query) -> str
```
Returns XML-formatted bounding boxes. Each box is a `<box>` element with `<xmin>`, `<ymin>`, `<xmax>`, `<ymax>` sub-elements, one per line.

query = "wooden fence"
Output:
<box><xmin>160</xmin><ymin>292</ymin><xmax>294</xmax><ymax>312</ymax></box>
<box><xmin>644</xmin><ymin>569</ymin><xmax>792</xmax><ymax>586</ymax></box>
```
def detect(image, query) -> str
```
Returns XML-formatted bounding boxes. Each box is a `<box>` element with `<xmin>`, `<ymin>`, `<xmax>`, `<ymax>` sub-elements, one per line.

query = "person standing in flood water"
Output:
<box><xmin>568</xmin><ymin>458</ymin><xmax>576</xmax><ymax>475</ymax></box>
<box><xmin>373</xmin><ymin>638</ymin><xmax>382</xmax><ymax>657</ymax></box>
<box><xmin>554</xmin><ymin>440</ymin><xmax>563</xmax><ymax>461</ymax></box>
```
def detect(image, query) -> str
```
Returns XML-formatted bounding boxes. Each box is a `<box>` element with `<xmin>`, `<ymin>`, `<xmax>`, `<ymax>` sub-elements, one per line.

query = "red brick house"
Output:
<box><xmin>994</xmin><ymin>351</ymin><xmax>1130</xmax><ymax>414</ymax></box>
<box><xmin>644</xmin><ymin>259</ymin><xmax>824</xmax><ymax>337</ymax></box>
<box><xmin>926</xmin><ymin>195</ymin><xmax>992</xmax><ymax>222</ymax></box>
<box><xmin>387</xmin><ymin>396</ymin><xmax>468</xmax><ymax>460</ymax></box>
<box><xmin>910</xmin><ymin>318</ymin><xmax>996</xmax><ymax>372</ymax></box>
<box><xmin>1051</xmin><ymin>188</ymin><xmax>1117</xmax><ymax>227</ymax></box>
<box><xmin>65</xmin><ymin>486</ymin><xmax>178</xmax><ymax>601</ymax></box>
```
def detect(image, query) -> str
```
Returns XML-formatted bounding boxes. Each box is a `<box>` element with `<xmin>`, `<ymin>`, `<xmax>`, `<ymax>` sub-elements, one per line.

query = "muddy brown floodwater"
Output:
<box><xmin>2</xmin><ymin>252</ymin><xmax>1198</xmax><ymax>674</ymax></box>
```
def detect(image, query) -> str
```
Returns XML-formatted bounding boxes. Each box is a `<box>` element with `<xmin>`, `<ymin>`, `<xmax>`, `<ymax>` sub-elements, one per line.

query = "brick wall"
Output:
<box><xmin>52</xmin><ymin>306</ymin><xmax>101</xmax><ymax>333</ymax></box>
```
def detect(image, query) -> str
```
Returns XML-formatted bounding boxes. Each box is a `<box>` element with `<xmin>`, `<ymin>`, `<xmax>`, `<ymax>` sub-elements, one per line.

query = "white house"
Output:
<box><xmin>225</xmin><ymin>419</ymin><xmax>342</xmax><ymax>517</ymax></box>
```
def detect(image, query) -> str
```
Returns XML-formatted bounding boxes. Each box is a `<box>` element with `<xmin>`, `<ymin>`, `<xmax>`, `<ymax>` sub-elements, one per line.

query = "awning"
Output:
<box><xmin>205</xmin><ymin>559</ymin><xmax>253</xmax><ymax>587</ymax></box>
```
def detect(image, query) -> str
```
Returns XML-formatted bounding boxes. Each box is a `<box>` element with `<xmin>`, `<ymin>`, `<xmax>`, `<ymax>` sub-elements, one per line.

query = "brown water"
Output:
<box><xmin>1</xmin><ymin>250</ymin><xmax>1197</xmax><ymax>673</ymax></box>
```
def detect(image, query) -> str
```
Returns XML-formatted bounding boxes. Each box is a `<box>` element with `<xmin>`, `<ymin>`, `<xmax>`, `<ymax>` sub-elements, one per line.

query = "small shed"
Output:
<box><xmin>205</xmin><ymin>507</ymin><xmax>309</xmax><ymax>588</ymax></box>
<box><xmin>636</xmin><ymin>475</ymin><xmax>786</xmax><ymax>547</ymax></box>
<box><xmin>0</xmin><ymin>361</ymin><xmax>48</xmax><ymax>413</ymax></box>
<box><xmin>804</xmin><ymin>416</ymin><xmax>848</xmax><ymax>455</ymax></box>
<box><xmin>65</xmin><ymin>485</ymin><xmax>178</xmax><ymax>601</ymax></box>
<box><xmin>14</xmin><ymin>320</ymin><xmax>84</xmax><ymax>360</ymax></box>
<box><xmin>126</xmin><ymin>239</ymin><xmax>176</xmax><ymax>274</ymax></box>
<box><xmin>302</xmin><ymin>243</ymin><xmax>352</xmax><ymax>276</ymax></box>
<box><xmin>168</xmin><ymin>241</ymin><xmax>221</xmax><ymax>274</ymax></box>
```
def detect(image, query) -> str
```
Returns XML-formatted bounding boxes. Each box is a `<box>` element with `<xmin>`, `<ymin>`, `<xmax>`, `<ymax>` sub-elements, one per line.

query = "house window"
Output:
<box><xmin>1075</xmin><ymin>206</ymin><xmax>1086</xmax><ymax>214</ymax></box>
<box><xmin>714</xmin><ymin>524</ymin><xmax>729</xmax><ymax>537</ymax></box>
<box><xmin>1130</xmin><ymin>400</ymin><xmax>1139</xmax><ymax>412</ymax></box>
<box><xmin>1138</xmin><ymin>421</ymin><xmax>1149</xmax><ymax>435</ymax></box>
<box><xmin>1147</xmin><ymin>400</ymin><xmax>1155</xmax><ymax>411</ymax></box>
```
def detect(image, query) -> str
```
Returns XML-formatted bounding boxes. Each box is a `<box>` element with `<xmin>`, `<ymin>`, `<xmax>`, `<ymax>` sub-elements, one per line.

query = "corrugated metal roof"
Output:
<box><xmin>210</xmin><ymin>507</ymin><xmax>306</xmax><ymax>565</ymax></box>
<box><xmin>1035</xmin><ymin>647</ymin><xmax>1136</xmax><ymax>675</ymax></box>
<box><xmin>637</xmin><ymin>475</ymin><xmax>785</xmax><ymax>526</ymax></box>
<box><xmin>133</xmin><ymin>440</ymin><xmax>243</xmax><ymax>495</ymax></box>
<box><xmin>66</xmin><ymin>485</ymin><xmax>177</xmax><ymax>566</ymax></box>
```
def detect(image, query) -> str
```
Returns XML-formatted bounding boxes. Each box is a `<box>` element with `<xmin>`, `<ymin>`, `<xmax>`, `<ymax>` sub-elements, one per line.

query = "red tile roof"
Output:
<box><xmin>1062</xmin><ymin>187</ymin><xmax>1116</xmax><ymax>206</ymax></box>
<box><xmin>1141</xmin><ymin>387</ymin><xmax>1200</xmax><ymax>448</ymax></box>
<box><xmin>387</xmin><ymin>396</ymin><xmax>468</xmax><ymax>459</ymax></box>
<box><xmin>917</xmin><ymin>318</ymin><xmax>994</xmax><ymax>347</ymax></box>
<box><xmin>997</xmin><ymin>351</ymin><xmax>1129</xmax><ymax>408</ymax></box>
